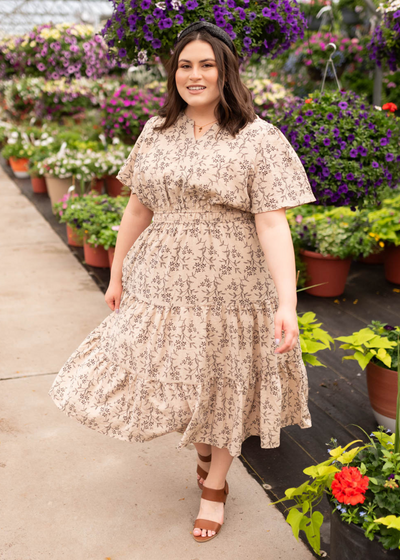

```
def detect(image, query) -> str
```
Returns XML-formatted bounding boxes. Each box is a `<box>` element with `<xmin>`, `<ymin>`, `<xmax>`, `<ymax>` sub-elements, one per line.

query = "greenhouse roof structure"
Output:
<box><xmin>0</xmin><ymin>0</ymin><xmax>113</xmax><ymax>37</ymax></box>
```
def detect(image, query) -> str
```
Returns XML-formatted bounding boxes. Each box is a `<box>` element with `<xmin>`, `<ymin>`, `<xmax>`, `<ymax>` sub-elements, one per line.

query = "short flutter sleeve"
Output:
<box><xmin>248</xmin><ymin>124</ymin><xmax>316</xmax><ymax>214</ymax></box>
<box><xmin>116</xmin><ymin>116</ymin><xmax>157</xmax><ymax>195</ymax></box>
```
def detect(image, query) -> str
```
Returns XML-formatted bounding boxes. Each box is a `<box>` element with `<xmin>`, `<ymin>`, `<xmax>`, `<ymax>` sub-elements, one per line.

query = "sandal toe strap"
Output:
<box><xmin>193</xmin><ymin>519</ymin><xmax>221</xmax><ymax>532</ymax></box>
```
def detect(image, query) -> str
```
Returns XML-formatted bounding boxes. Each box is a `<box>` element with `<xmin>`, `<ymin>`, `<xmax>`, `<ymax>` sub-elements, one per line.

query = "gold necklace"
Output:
<box><xmin>194</xmin><ymin>119</ymin><xmax>218</xmax><ymax>132</ymax></box>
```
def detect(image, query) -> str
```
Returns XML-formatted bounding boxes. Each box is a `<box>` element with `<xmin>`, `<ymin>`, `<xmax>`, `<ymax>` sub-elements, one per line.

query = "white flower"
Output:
<box><xmin>171</xmin><ymin>0</ymin><xmax>182</xmax><ymax>8</ymax></box>
<box><xmin>375</xmin><ymin>106</ymin><xmax>382</xmax><ymax>111</ymax></box>
<box><xmin>137</xmin><ymin>50</ymin><xmax>148</xmax><ymax>64</ymax></box>
<box><xmin>156</xmin><ymin>1</ymin><xmax>166</xmax><ymax>8</ymax></box>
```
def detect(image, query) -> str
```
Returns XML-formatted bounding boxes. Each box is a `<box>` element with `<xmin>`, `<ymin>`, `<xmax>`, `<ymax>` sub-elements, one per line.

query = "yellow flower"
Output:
<box><xmin>379</xmin><ymin>241</ymin><xmax>385</xmax><ymax>247</ymax></box>
<box><xmin>30</xmin><ymin>40</ymin><xmax>36</xmax><ymax>47</ymax></box>
<box><xmin>353</xmin><ymin>299</ymin><xmax>358</xmax><ymax>304</ymax></box>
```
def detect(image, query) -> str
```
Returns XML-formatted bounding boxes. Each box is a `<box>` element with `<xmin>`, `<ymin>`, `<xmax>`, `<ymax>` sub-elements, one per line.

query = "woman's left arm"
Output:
<box><xmin>255</xmin><ymin>208</ymin><xmax>298</xmax><ymax>355</ymax></box>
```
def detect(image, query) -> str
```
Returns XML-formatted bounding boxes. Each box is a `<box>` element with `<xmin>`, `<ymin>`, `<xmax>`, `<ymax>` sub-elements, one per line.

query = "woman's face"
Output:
<box><xmin>175</xmin><ymin>40</ymin><xmax>220</xmax><ymax>110</ymax></box>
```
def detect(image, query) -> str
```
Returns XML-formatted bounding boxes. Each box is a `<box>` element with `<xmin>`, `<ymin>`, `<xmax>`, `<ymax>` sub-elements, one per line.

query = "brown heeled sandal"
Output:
<box><xmin>196</xmin><ymin>452</ymin><xmax>212</xmax><ymax>490</ymax></box>
<box><xmin>192</xmin><ymin>480</ymin><xmax>229</xmax><ymax>543</ymax></box>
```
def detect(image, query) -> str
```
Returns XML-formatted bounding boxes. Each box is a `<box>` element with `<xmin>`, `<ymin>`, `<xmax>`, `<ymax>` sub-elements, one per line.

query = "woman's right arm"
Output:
<box><xmin>105</xmin><ymin>193</ymin><xmax>153</xmax><ymax>312</ymax></box>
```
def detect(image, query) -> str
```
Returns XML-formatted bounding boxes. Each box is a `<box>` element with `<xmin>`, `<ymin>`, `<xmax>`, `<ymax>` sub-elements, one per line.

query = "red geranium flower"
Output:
<box><xmin>331</xmin><ymin>466</ymin><xmax>369</xmax><ymax>505</ymax></box>
<box><xmin>382</xmin><ymin>103</ymin><xmax>397</xmax><ymax>113</ymax></box>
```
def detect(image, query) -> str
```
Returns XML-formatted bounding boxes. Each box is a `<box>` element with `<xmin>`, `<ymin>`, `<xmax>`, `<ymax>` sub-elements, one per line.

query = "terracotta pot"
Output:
<box><xmin>366</xmin><ymin>361</ymin><xmax>398</xmax><ymax>432</ymax></box>
<box><xmin>9</xmin><ymin>156</ymin><xmax>30</xmax><ymax>178</ymax></box>
<box><xmin>106</xmin><ymin>175</ymin><xmax>125</xmax><ymax>197</ymax></box>
<box><xmin>300</xmin><ymin>249</ymin><xmax>352</xmax><ymax>297</ymax></box>
<box><xmin>85</xmin><ymin>178</ymin><xmax>104</xmax><ymax>194</ymax></box>
<box><xmin>30</xmin><ymin>176</ymin><xmax>47</xmax><ymax>194</ymax></box>
<box><xmin>359</xmin><ymin>250</ymin><xmax>386</xmax><ymax>265</ymax></box>
<box><xmin>108</xmin><ymin>247</ymin><xmax>115</xmax><ymax>268</ymax></box>
<box><xmin>66</xmin><ymin>224</ymin><xmax>83</xmax><ymax>247</ymax></box>
<box><xmin>44</xmin><ymin>174</ymin><xmax>72</xmax><ymax>212</ymax></box>
<box><xmin>384</xmin><ymin>245</ymin><xmax>400</xmax><ymax>284</ymax></box>
<box><xmin>329</xmin><ymin>498</ymin><xmax>398</xmax><ymax>559</ymax></box>
<box><xmin>83</xmin><ymin>240</ymin><xmax>110</xmax><ymax>268</ymax></box>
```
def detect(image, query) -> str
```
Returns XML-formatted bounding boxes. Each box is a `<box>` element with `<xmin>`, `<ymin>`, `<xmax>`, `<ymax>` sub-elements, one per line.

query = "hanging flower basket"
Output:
<box><xmin>367</xmin><ymin>0</ymin><xmax>400</xmax><ymax>72</ymax></box>
<box><xmin>101</xmin><ymin>0</ymin><xmax>308</xmax><ymax>66</ymax></box>
<box><xmin>278</xmin><ymin>90</ymin><xmax>400</xmax><ymax>208</ymax></box>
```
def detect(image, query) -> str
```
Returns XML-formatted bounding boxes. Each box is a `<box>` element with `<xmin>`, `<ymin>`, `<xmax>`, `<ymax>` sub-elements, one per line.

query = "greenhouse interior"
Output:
<box><xmin>1</xmin><ymin>0</ymin><xmax>400</xmax><ymax>558</ymax></box>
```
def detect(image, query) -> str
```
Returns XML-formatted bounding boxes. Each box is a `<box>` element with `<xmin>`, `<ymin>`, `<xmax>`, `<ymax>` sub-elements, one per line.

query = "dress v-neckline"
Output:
<box><xmin>180</xmin><ymin>111</ymin><xmax>219</xmax><ymax>143</ymax></box>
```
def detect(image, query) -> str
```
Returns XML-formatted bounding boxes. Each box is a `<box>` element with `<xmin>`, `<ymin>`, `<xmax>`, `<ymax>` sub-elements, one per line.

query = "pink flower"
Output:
<box><xmin>295</xmin><ymin>215</ymin><xmax>303</xmax><ymax>223</ymax></box>
<box><xmin>305</xmin><ymin>60</ymin><xmax>312</xmax><ymax>66</ymax></box>
<box><xmin>111</xmin><ymin>225</ymin><xmax>120</xmax><ymax>231</ymax></box>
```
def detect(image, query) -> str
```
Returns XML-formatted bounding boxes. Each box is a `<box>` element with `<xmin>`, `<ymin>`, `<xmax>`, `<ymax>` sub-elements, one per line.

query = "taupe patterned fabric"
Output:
<box><xmin>49</xmin><ymin>111</ymin><xmax>316</xmax><ymax>458</ymax></box>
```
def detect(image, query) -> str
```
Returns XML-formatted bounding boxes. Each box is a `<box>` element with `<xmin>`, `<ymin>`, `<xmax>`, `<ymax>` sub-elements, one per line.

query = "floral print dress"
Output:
<box><xmin>49</xmin><ymin>110</ymin><xmax>316</xmax><ymax>458</ymax></box>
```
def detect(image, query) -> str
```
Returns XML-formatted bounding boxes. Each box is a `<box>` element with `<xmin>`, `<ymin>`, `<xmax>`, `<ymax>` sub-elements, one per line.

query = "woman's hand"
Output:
<box><xmin>274</xmin><ymin>305</ymin><xmax>299</xmax><ymax>354</ymax></box>
<box><xmin>105</xmin><ymin>279</ymin><xmax>123</xmax><ymax>312</ymax></box>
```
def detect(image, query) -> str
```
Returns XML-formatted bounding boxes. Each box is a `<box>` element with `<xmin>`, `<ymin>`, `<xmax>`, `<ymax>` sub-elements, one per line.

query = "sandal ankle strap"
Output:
<box><xmin>201</xmin><ymin>483</ymin><xmax>228</xmax><ymax>503</ymax></box>
<box><xmin>197</xmin><ymin>452</ymin><xmax>212</xmax><ymax>462</ymax></box>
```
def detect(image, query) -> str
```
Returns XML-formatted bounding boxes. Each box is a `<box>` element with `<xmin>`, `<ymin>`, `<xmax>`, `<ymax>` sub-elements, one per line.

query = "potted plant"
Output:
<box><xmin>271</xmin><ymin>426</ymin><xmax>400</xmax><ymax>558</ymax></box>
<box><xmin>97</xmin><ymin>224</ymin><xmax>121</xmax><ymax>267</ymax></box>
<box><xmin>368</xmin><ymin>195</ymin><xmax>400</xmax><ymax>284</ymax></box>
<box><xmin>270</xmin><ymin>336</ymin><xmax>400</xmax><ymax>557</ymax></box>
<box><xmin>368</xmin><ymin>0</ymin><xmax>400</xmax><ymax>73</ymax></box>
<box><xmin>336</xmin><ymin>321</ymin><xmax>400</xmax><ymax>432</ymax></box>
<box><xmin>101</xmin><ymin>0</ymin><xmax>308</xmax><ymax>68</ymax></box>
<box><xmin>277</xmin><ymin>91</ymin><xmax>400</xmax><ymax>208</ymax></box>
<box><xmin>1</xmin><ymin>135</ymin><xmax>34</xmax><ymax>178</ymax></box>
<box><xmin>53</xmin><ymin>192</ymin><xmax>85</xmax><ymax>247</ymax></box>
<box><xmin>288</xmin><ymin>206</ymin><xmax>381</xmax><ymax>297</ymax></box>
<box><xmin>82</xmin><ymin>195</ymin><xmax>128</xmax><ymax>268</ymax></box>
<box><xmin>94</xmin><ymin>145</ymin><xmax>132</xmax><ymax>197</ymax></box>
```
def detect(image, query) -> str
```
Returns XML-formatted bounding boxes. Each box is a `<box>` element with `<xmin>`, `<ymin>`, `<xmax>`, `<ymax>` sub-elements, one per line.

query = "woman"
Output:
<box><xmin>49</xmin><ymin>21</ymin><xmax>316</xmax><ymax>543</ymax></box>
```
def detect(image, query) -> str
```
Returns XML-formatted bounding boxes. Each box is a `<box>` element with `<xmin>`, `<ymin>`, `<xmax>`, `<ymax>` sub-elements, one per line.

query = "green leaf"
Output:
<box><xmin>300</xmin><ymin>511</ymin><xmax>324</xmax><ymax>554</ymax></box>
<box><xmin>374</xmin><ymin>516</ymin><xmax>400</xmax><ymax>530</ymax></box>
<box><xmin>303</xmin><ymin>354</ymin><xmax>325</xmax><ymax>367</ymax></box>
<box><xmin>287</xmin><ymin>507</ymin><xmax>304</xmax><ymax>540</ymax></box>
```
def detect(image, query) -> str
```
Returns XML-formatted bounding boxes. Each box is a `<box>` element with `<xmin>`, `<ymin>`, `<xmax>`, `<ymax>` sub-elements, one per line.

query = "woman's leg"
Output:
<box><xmin>194</xmin><ymin>442</ymin><xmax>212</xmax><ymax>485</ymax></box>
<box><xmin>193</xmin><ymin>445</ymin><xmax>235</xmax><ymax>538</ymax></box>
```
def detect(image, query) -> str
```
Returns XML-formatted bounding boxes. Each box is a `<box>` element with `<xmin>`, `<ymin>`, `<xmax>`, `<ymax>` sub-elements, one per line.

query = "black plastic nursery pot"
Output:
<box><xmin>329</xmin><ymin>499</ymin><xmax>399</xmax><ymax>560</ymax></box>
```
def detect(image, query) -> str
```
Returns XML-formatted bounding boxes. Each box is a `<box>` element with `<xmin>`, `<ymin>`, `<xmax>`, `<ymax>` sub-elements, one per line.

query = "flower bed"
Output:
<box><xmin>101</xmin><ymin>83</ymin><xmax>166</xmax><ymax>142</ymax></box>
<box><xmin>0</xmin><ymin>22</ymin><xmax>119</xmax><ymax>81</ymax></box>
<box><xmin>278</xmin><ymin>90</ymin><xmax>400</xmax><ymax>207</ymax></box>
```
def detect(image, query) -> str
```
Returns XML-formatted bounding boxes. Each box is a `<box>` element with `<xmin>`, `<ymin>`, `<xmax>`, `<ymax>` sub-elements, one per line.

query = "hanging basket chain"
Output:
<box><xmin>321</xmin><ymin>43</ymin><xmax>341</xmax><ymax>94</ymax></box>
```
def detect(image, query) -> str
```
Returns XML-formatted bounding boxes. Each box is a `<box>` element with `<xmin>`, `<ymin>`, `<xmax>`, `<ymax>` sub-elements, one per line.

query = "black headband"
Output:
<box><xmin>174</xmin><ymin>21</ymin><xmax>236</xmax><ymax>55</ymax></box>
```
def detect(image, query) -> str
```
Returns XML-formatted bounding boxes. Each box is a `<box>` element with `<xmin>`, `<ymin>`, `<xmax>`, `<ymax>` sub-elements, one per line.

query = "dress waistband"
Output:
<box><xmin>152</xmin><ymin>210</ymin><xmax>254</xmax><ymax>223</ymax></box>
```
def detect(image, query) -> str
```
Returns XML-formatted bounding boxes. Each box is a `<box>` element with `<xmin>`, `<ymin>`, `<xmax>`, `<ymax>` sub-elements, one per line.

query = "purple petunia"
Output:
<box><xmin>186</xmin><ymin>0</ymin><xmax>198</xmax><ymax>9</ymax></box>
<box><xmin>163</xmin><ymin>17</ymin><xmax>173</xmax><ymax>27</ymax></box>
<box><xmin>334</xmin><ymin>172</ymin><xmax>342</xmax><ymax>180</ymax></box>
<box><xmin>118</xmin><ymin>48</ymin><xmax>127</xmax><ymax>57</ymax></box>
<box><xmin>296</xmin><ymin>116</ymin><xmax>304</xmax><ymax>124</ymax></box>
<box><xmin>338</xmin><ymin>184</ymin><xmax>348</xmax><ymax>194</ymax></box>
<box><xmin>309</xmin><ymin>165</ymin><xmax>316</xmax><ymax>173</ymax></box>
<box><xmin>386</xmin><ymin>153</ymin><xmax>394</xmax><ymax>162</ymax></box>
<box><xmin>349</xmin><ymin>149</ymin><xmax>358</xmax><ymax>158</ymax></box>
<box><xmin>348</xmin><ymin>134</ymin><xmax>355</xmax><ymax>142</ymax></box>
<box><xmin>249</xmin><ymin>11</ymin><xmax>257</xmax><ymax>20</ymax></box>
<box><xmin>338</xmin><ymin>101</ymin><xmax>348</xmax><ymax>110</ymax></box>
<box><xmin>326</xmin><ymin>113</ymin><xmax>334</xmax><ymax>120</ymax></box>
<box><xmin>141</xmin><ymin>0</ymin><xmax>151</xmax><ymax>8</ymax></box>
<box><xmin>152</xmin><ymin>38</ymin><xmax>162</xmax><ymax>49</ymax></box>
<box><xmin>346</xmin><ymin>173</ymin><xmax>355</xmax><ymax>181</ymax></box>
<box><xmin>145</xmin><ymin>15</ymin><xmax>154</xmax><ymax>24</ymax></box>
<box><xmin>244</xmin><ymin>37</ymin><xmax>252</xmax><ymax>47</ymax></box>
<box><xmin>380</xmin><ymin>138</ymin><xmax>388</xmax><ymax>146</ymax></box>
<box><xmin>323</xmin><ymin>138</ymin><xmax>331</xmax><ymax>146</ymax></box>
<box><xmin>305</xmin><ymin>110</ymin><xmax>313</xmax><ymax>116</ymax></box>
<box><xmin>117</xmin><ymin>27</ymin><xmax>125</xmax><ymax>40</ymax></box>
<box><xmin>372</xmin><ymin>161</ymin><xmax>379</xmax><ymax>168</ymax></box>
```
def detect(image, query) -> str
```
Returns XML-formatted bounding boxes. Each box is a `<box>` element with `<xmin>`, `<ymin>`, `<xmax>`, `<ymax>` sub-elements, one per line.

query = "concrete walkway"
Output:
<box><xmin>0</xmin><ymin>168</ymin><xmax>314</xmax><ymax>560</ymax></box>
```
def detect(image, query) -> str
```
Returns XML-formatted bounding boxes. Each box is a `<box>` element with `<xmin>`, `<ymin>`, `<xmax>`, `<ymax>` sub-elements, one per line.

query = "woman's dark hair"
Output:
<box><xmin>153</xmin><ymin>29</ymin><xmax>257</xmax><ymax>138</ymax></box>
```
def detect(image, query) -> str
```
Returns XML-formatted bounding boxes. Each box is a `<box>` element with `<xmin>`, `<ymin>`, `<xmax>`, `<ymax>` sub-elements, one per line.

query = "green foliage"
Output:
<box><xmin>336</xmin><ymin>321</ymin><xmax>400</xmax><ymax>370</ymax></box>
<box><xmin>287</xmin><ymin>205</ymin><xmax>383</xmax><ymax>259</ymax></box>
<box><xmin>298</xmin><ymin>312</ymin><xmax>334</xmax><ymax>367</ymax></box>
